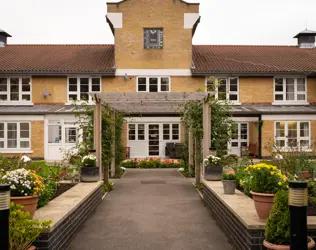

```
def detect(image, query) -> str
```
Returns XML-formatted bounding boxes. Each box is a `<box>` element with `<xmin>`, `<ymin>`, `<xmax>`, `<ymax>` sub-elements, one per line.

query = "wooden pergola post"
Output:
<box><xmin>188</xmin><ymin>131</ymin><xmax>194</xmax><ymax>173</ymax></box>
<box><xmin>110</xmin><ymin>110</ymin><xmax>116</xmax><ymax>177</ymax></box>
<box><xmin>94</xmin><ymin>99</ymin><xmax>102</xmax><ymax>181</ymax></box>
<box><xmin>195</xmin><ymin>136</ymin><xmax>201</xmax><ymax>184</ymax></box>
<box><xmin>202</xmin><ymin>101</ymin><xmax>211</xmax><ymax>179</ymax></box>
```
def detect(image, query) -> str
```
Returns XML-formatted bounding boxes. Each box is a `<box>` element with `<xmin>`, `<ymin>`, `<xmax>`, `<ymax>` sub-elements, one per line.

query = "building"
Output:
<box><xmin>1</xmin><ymin>0</ymin><xmax>316</xmax><ymax>160</ymax></box>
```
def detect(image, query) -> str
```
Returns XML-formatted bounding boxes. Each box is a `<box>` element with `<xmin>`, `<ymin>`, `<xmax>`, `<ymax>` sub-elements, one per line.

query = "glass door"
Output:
<box><xmin>230</xmin><ymin>123</ymin><xmax>248</xmax><ymax>156</ymax></box>
<box><xmin>148</xmin><ymin>124</ymin><xmax>160</xmax><ymax>156</ymax></box>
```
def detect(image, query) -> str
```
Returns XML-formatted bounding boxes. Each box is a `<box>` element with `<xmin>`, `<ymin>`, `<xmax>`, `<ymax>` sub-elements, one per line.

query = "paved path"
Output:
<box><xmin>68</xmin><ymin>169</ymin><xmax>232</xmax><ymax>250</ymax></box>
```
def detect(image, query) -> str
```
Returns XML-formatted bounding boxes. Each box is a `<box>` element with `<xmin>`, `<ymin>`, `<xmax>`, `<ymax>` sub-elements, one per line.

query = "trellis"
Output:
<box><xmin>91</xmin><ymin>92</ymin><xmax>213</xmax><ymax>184</ymax></box>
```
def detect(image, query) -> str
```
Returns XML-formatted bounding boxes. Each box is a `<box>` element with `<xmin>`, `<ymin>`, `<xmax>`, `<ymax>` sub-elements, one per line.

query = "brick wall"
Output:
<box><xmin>107</xmin><ymin>0</ymin><xmax>199</xmax><ymax>69</ymax></box>
<box><xmin>32</xmin><ymin>76</ymin><xmax>67</xmax><ymax>104</ymax></box>
<box><xmin>240</xmin><ymin>77</ymin><xmax>273</xmax><ymax>105</ymax></box>
<box><xmin>308</xmin><ymin>78</ymin><xmax>316</xmax><ymax>104</ymax></box>
<box><xmin>261</xmin><ymin>120</ymin><xmax>274</xmax><ymax>157</ymax></box>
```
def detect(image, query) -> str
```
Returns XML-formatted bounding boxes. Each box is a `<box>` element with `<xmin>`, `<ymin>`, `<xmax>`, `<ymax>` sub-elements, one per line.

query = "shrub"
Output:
<box><xmin>120</xmin><ymin>159</ymin><xmax>182</xmax><ymax>168</ymax></box>
<box><xmin>2</xmin><ymin>169</ymin><xmax>45</xmax><ymax>197</ymax></box>
<box><xmin>241</xmin><ymin>163</ymin><xmax>288</xmax><ymax>194</ymax></box>
<box><xmin>10</xmin><ymin>202</ymin><xmax>51</xmax><ymax>250</ymax></box>
<box><xmin>203</xmin><ymin>155</ymin><xmax>221</xmax><ymax>166</ymax></box>
<box><xmin>221</xmin><ymin>154</ymin><xmax>239</xmax><ymax>167</ymax></box>
<box><xmin>265</xmin><ymin>190</ymin><xmax>290</xmax><ymax>245</ymax></box>
<box><xmin>82</xmin><ymin>155</ymin><xmax>97</xmax><ymax>167</ymax></box>
<box><xmin>37</xmin><ymin>180</ymin><xmax>57</xmax><ymax>208</ymax></box>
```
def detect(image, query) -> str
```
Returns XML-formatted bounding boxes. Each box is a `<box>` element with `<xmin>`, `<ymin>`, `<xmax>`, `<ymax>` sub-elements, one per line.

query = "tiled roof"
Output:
<box><xmin>192</xmin><ymin>45</ymin><xmax>316</xmax><ymax>74</ymax></box>
<box><xmin>0</xmin><ymin>44</ymin><xmax>115</xmax><ymax>74</ymax></box>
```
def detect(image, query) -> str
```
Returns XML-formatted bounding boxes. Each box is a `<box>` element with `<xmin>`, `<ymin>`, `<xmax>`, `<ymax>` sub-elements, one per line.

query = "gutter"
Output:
<box><xmin>0</xmin><ymin>72</ymin><xmax>116</xmax><ymax>76</ymax></box>
<box><xmin>191</xmin><ymin>72</ymin><xmax>316</xmax><ymax>77</ymax></box>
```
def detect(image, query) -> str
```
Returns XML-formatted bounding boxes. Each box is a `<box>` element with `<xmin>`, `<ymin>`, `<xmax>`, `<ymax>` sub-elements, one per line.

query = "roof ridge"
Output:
<box><xmin>6</xmin><ymin>44</ymin><xmax>114</xmax><ymax>46</ymax></box>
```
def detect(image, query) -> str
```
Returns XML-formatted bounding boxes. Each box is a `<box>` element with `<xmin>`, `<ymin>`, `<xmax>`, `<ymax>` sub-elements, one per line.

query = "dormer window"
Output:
<box><xmin>144</xmin><ymin>28</ymin><xmax>163</xmax><ymax>49</ymax></box>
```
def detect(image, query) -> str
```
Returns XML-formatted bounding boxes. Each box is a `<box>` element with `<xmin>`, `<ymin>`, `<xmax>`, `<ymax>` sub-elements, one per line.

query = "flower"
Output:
<box><xmin>21</xmin><ymin>155</ymin><xmax>31</xmax><ymax>162</ymax></box>
<box><xmin>275</xmin><ymin>154</ymin><xmax>283</xmax><ymax>160</ymax></box>
<box><xmin>270</xmin><ymin>171</ymin><xmax>275</xmax><ymax>175</ymax></box>
<box><xmin>278</xmin><ymin>182</ymin><xmax>282</xmax><ymax>186</ymax></box>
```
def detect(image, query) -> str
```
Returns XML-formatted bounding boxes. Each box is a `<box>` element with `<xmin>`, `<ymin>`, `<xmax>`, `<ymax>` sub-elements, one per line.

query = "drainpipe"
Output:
<box><xmin>258</xmin><ymin>115</ymin><xmax>262</xmax><ymax>159</ymax></box>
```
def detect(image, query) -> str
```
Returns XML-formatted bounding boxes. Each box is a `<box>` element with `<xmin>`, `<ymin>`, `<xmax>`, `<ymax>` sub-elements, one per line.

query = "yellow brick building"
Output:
<box><xmin>1</xmin><ymin>0</ymin><xmax>316</xmax><ymax>160</ymax></box>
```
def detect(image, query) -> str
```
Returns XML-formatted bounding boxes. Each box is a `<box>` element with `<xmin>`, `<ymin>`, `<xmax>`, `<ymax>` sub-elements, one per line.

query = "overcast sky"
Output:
<box><xmin>1</xmin><ymin>0</ymin><xmax>315</xmax><ymax>45</ymax></box>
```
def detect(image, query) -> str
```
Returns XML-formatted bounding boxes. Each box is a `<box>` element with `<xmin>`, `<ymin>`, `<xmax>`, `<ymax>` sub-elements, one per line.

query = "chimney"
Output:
<box><xmin>294</xmin><ymin>29</ymin><xmax>316</xmax><ymax>48</ymax></box>
<box><xmin>0</xmin><ymin>29</ymin><xmax>12</xmax><ymax>47</ymax></box>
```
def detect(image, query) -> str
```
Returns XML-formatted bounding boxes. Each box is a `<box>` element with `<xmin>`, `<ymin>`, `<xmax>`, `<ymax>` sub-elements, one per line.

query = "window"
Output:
<box><xmin>137</xmin><ymin>77</ymin><xmax>170</xmax><ymax>92</ymax></box>
<box><xmin>275</xmin><ymin>121</ymin><xmax>310</xmax><ymax>149</ymax></box>
<box><xmin>274</xmin><ymin>77</ymin><xmax>307</xmax><ymax>103</ymax></box>
<box><xmin>206</xmin><ymin>77</ymin><xmax>239</xmax><ymax>103</ymax></box>
<box><xmin>65</xmin><ymin>127</ymin><xmax>78</xmax><ymax>143</ymax></box>
<box><xmin>162</xmin><ymin>124</ymin><xmax>180</xmax><ymax>141</ymax></box>
<box><xmin>128</xmin><ymin>124</ymin><xmax>145</xmax><ymax>141</ymax></box>
<box><xmin>144</xmin><ymin>28</ymin><xmax>163</xmax><ymax>49</ymax></box>
<box><xmin>68</xmin><ymin>77</ymin><xmax>101</xmax><ymax>102</ymax></box>
<box><xmin>0</xmin><ymin>77</ymin><xmax>31</xmax><ymax>102</ymax></box>
<box><xmin>0</xmin><ymin>122</ymin><xmax>31</xmax><ymax>151</ymax></box>
<box><xmin>230</xmin><ymin>123</ymin><xmax>248</xmax><ymax>148</ymax></box>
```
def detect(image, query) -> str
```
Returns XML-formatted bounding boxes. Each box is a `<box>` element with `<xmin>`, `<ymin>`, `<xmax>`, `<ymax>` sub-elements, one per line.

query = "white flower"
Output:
<box><xmin>120</xmin><ymin>167</ymin><xmax>126</xmax><ymax>171</ymax></box>
<box><xmin>21</xmin><ymin>190</ymin><xmax>24</xmax><ymax>193</ymax></box>
<box><xmin>21</xmin><ymin>155</ymin><xmax>31</xmax><ymax>162</ymax></box>
<box><xmin>275</xmin><ymin>154</ymin><xmax>283</xmax><ymax>160</ymax></box>
<box><xmin>82</xmin><ymin>155</ymin><xmax>97</xmax><ymax>163</ymax></box>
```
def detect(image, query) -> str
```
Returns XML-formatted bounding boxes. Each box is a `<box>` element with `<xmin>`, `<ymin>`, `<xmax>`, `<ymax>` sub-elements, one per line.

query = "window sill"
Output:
<box><xmin>0</xmin><ymin>102</ymin><xmax>33</xmax><ymax>106</ymax></box>
<box><xmin>0</xmin><ymin>150</ymin><xmax>33</xmax><ymax>154</ymax></box>
<box><xmin>65</xmin><ymin>101</ymin><xmax>95</xmax><ymax>106</ymax></box>
<box><xmin>274</xmin><ymin>149</ymin><xmax>312</xmax><ymax>153</ymax></box>
<box><xmin>272</xmin><ymin>102</ymin><xmax>309</xmax><ymax>106</ymax></box>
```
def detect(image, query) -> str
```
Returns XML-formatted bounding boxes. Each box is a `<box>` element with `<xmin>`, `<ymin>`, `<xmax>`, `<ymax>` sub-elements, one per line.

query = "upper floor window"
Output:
<box><xmin>274</xmin><ymin>77</ymin><xmax>306</xmax><ymax>104</ymax></box>
<box><xmin>68</xmin><ymin>77</ymin><xmax>101</xmax><ymax>103</ymax></box>
<box><xmin>0</xmin><ymin>77</ymin><xmax>32</xmax><ymax>103</ymax></box>
<box><xmin>137</xmin><ymin>77</ymin><xmax>170</xmax><ymax>92</ymax></box>
<box><xmin>144</xmin><ymin>28</ymin><xmax>163</xmax><ymax>49</ymax></box>
<box><xmin>207</xmin><ymin>77</ymin><xmax>239</xmax><ymax>103</ymax></box>
<box><xmin>0</xmin><ymin>122</ymin><xmax>31</xmax><ymax>151</ymax></box>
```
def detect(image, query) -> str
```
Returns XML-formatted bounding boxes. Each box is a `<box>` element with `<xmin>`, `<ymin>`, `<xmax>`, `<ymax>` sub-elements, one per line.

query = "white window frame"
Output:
<box><xmin>162</xmin><ymin>123</ymin><xmax>180</xmax><ymax>141</ymax></box>
<box><xmin>0</xmin><ymin>76</ymin><xmax>32</xmax><ymax>105</ymax></box>
<box><xmin>273</xmin><ymin>76</ymin><xmax>308</xmax><ymax>105</ymax></box>
<box><xmin>274</xmin><ymin>121</ymin><xmax>311</xmax><ymax>151</ymax></box>
<box><xmin>128</xmin><ymin>123</ymin><xmax>145</xmax><ymax>141</ymax></box>
<box><xmin>205</xmin><ymin>76</ymin><xmax>240</xmax><ymax>104</ymax></box>
<box><xmin>0</xmin><ymin>121</ymin><xmax>31</xmax><ymax>152</ymax></box>
<box><xmin>230</xmin><ymin>123</ymin><xmax>249</xmax><ymax>148</ymax></box>
<box><xmin>67</xmin><ymin>76</ymin><xmax>102</xmax><ymax>104</ymax></box>
<box><xmin>136</xmin><ymin>76</ymin><xmax>171</xmax><ymax>92</ymax></box>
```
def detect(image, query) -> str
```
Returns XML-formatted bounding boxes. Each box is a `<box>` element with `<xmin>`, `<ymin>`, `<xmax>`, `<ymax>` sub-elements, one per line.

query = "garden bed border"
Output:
<box><xmin>33</xmin><ymin>181</ymin><xmax>103</xmax><ymax>250</ymax></box>
<box><xmin>202</xmin><ymin>180</ymin><xmax>316</xmax><ymax>250</ymax></box>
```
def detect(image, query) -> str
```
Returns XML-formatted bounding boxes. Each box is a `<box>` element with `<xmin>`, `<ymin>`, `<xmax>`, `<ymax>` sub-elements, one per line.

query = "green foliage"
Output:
<box><xmin>222</xmin><ymin>173</ymin><xmax>236</xmax><ymax>180</ymax></box>
<box><xmin>115</xmin><ymin>114</ymin><xmax>124</xmax><ymax>170</ymax></box>
<box><xmin>194</xmin><ymin>183</ymin><xmax>204</xmax><ymax>190</ymax></box>
<box><xmin>265</xmin><ymin>190</ymin><xmax>290</xmax><ymax>245</ymax></box>
<box><xmin>221</xmin><ymin>154</ymin><xmax>239</xmax><ymax>167</ymax></box>
<box><xmin>9</xmin><ymin>202</ymin><xmax>51</xmax><ymax>250</ymax></box>
<box><xmin>241</xmin><ymin>163</ymin><xmax>288</xmax><ymax>194</ymax></box>
<box><xmin>102</xmin><ymin>182</ymin><xmax>114</xmax><ymax>194</ymax></box>
<box><xmin>37</xmin><ymin>180</ymin><xmax>57</xmax><ymax>208</ymax></box>
<box><xmin>82</xmin><ymin>155</ymin><xmax>97</xmax><ymax>167</ymax></box>
<box><xmin>182</xmin><ymin>128</ymin><xmax>189</xmax><ymax>171</ymax></box>
<box><xmin>121</xmin><ymin>159</ymin><xmax>183</xmax><ymax>168</ymax></box>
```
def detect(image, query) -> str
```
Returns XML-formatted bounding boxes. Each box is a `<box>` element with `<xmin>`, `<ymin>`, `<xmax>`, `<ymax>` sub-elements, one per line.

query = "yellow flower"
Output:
<box><xmin>244</xmin><ymin>167</ymin><xmax>249</xmax><ymax>172</ymax></box>
<box><xmin>270</xmin><ymin>171</ymin><xmax>275</xmax><ymax>175</ymax></box>
<box><xmin>278</xmin><ymin>182</ymin><xmax>282</xmax><ymax>186</ymax></box>
<box><xmin>239</xmin><ymin>180</ymin><xmax>243</xmax><ymax>185</ymax></box>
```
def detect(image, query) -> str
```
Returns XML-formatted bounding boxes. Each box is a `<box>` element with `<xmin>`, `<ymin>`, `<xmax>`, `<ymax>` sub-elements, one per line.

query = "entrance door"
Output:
<box><xmin>230</xmin><ymin>123</ymin><xmax>248</xmax><ymax>156</ymax></box>
<box><xmin>148</xmin><ymin>124</ymin><xmax>160</xmax><ymax>156</ymax></box>
<box><xmin>46</xmin><ymin>119</ymin><xmax>81</xmax><ymax>161</ymax></box>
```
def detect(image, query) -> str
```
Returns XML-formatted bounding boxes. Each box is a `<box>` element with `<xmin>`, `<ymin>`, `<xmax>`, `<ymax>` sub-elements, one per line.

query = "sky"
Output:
<box><xmin>1</xmin><ymin>0</ymin><xmax>316</xmax><ymax>45</ymax></box>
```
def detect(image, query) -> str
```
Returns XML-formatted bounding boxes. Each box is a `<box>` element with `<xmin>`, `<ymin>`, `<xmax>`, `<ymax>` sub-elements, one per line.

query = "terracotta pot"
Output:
<box><xmin>301</xmin><ymin>171</ymin><xmax>313</xmax><ymax>180</ymax></box>
<box><xmin>28</xmin><ymin>246</ymin><xmax>36</xmax><ymax>250</ymax></box>
<box><xmin>11</xmin><ymin>195</ymin><xmax>39</xmax><ymax>217</ymax></box>
<box><xmin>250</xmin><ymin>191</ymin><xmax>274</xmax><ymax>221</ymax></box>
<box><xmin>263</xmin><ymin>237</ymin><xmax>315</xmax><ymax>250</ymax></box>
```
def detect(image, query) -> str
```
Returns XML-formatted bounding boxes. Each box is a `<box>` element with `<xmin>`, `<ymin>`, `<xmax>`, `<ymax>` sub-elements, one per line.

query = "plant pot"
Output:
<box><xmin>301</xmin><ymin>171</ymin><xmax>312</xmax><ymax>180</ymax></box>
<box><xmin>204</xmin><ymin>165</ymin><xmax>223</xmax><ymax>181</ymax></box>
<box><xmin>250</xmin><ymin>191</ymin><xmax>274</xmax><ymax>221</ymax></box>
<box><xmin>222</xmin><ymin>180</ymin><xmax>236</xmax><ymax>194</ymax></box>
<box><xmin>80</xmin><ymin>167</ymin><xmax>100</xmax><ymax>182</ymax></box>
<box><xmin>11</xmin><ymin>195</ymin><xmax>39</xmax><ymax>217</ymax></box>
<box><xmin>263</xmin><ymin>237</ymin><xmax>315</xmax><ymax>250</ymax></box>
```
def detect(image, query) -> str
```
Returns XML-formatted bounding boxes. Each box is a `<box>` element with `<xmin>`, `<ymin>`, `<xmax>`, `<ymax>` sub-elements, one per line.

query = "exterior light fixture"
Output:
<box><xmin>0</xmin><ymin>184</ymin><xmax>10</xmax><ymax>250</ymax></box>
<box><xmin>89</xmin><ymin>149</ymin><xmax>97</xmax><ymax>157</ymax></box>
<box><xmin>289</xmin><ymin>181</ymin><xmax>308</xmax><ymax>250</ymax></box>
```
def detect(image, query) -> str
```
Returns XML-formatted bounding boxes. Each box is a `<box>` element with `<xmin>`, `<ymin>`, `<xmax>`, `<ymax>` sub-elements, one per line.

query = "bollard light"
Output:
<box><xmin>289</xmin><ymin>181</ymin><xmax>308</xmax><ymax>250</ymax></box>
<box><xmin>0</xmin><ymin>184</ymin><xmax>10</xmax><ymax>250</ymax></box>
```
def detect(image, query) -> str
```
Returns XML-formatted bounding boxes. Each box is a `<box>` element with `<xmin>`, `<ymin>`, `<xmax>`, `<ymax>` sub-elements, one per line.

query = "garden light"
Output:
<box><xmin>0</xmin><ymin>184</ymin><xmax>10</xmax><ymax>250</ymax></box>
<box><xmin>289</xmin><ymin>181</ymin><xmax>308</xmax><ymax>250</ymax></box>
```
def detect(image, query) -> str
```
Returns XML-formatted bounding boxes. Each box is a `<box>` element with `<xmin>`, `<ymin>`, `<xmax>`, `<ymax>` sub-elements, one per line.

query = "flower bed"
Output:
<box><xmin>121</xmin><ymin>158</ymin><xmax>182</xmax><ymax>168</ymax></box>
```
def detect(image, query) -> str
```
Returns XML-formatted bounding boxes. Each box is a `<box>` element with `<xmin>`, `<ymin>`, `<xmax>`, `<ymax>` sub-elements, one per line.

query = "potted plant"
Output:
<box><xmin>263</xmin><ymin>190</ymin><xmax>315</xmax><ymax>249</ymax></box>
<box><xmin>2</xmin><ymin>168</ymin><xmax>45</xmax><ymax>217</ymax></box>
<box><xmin>80</xmin><ymin>154</ymin><xmax>99</xmax><ymax>182</ymax></box>
<box><xmin>242</xmin><ymin>163</ymin><xmax>288</xmax><ymax>221</ymax></box>
<box><xmin>204</xmin><ymin>155</ymin><xmax>223</xmax><ymax>181</ymax></box>
<box><xmin>222</xmin><ymin>169</ymin><xmax>236</xmax><ymax>194</ymax></box>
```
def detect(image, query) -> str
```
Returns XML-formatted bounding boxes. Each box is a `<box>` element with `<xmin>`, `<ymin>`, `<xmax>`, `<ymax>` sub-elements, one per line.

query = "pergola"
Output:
<box><xmin>91</xmin><ymin>92</ymin><xmax>214</xmax><ymax>184</ymax></box>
